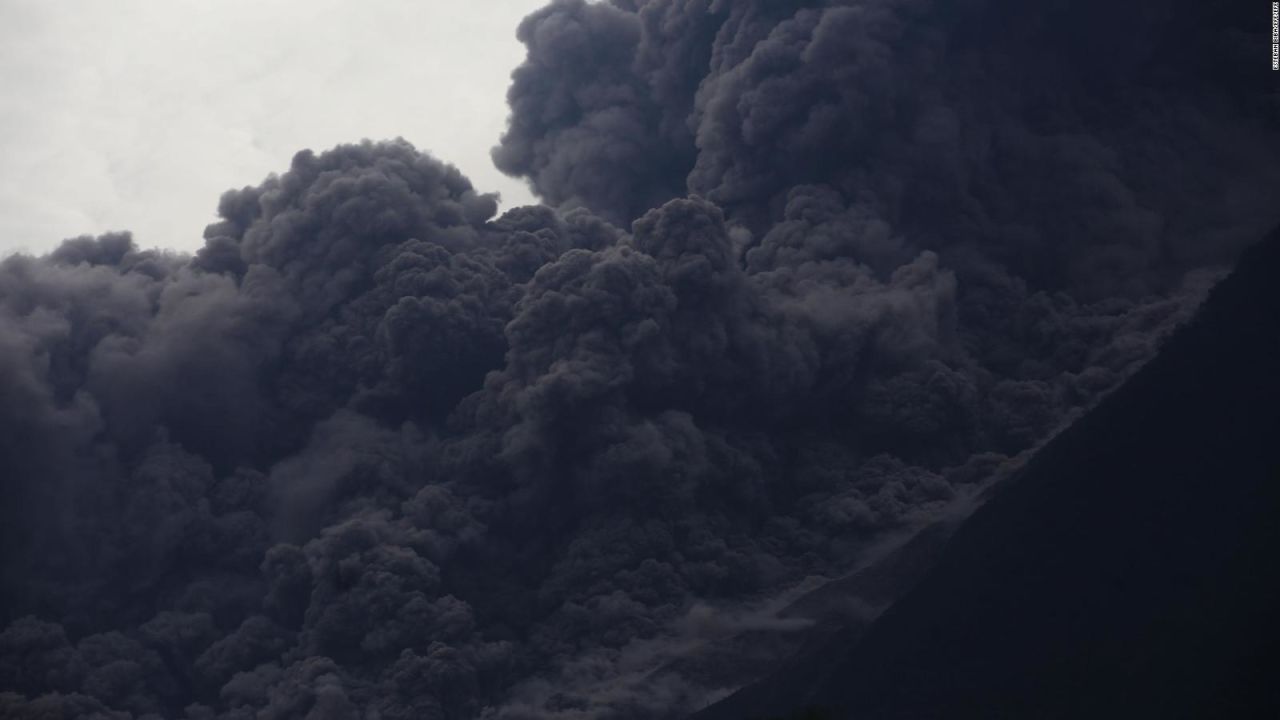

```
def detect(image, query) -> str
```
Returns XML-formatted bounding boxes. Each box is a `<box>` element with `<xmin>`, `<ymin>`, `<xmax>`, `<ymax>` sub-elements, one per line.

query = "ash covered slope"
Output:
<box><xmin>693</xmin><ymin>229</ymin><xmax>1280</xmax><ymax>719</ymax></box>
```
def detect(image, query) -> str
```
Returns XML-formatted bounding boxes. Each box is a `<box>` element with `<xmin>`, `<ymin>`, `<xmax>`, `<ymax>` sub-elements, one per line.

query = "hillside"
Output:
<box><xmin>694</xmin><ymin>228</ymin><xmax>1280</xmax><ymax>719</ymax></box>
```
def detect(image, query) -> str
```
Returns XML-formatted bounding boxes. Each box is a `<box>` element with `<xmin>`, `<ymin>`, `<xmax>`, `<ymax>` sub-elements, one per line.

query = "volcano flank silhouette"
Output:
<box><xmin>693</xmin><ymin>229</ymin><xmax>1280</xmax><ymax>718</ymax></box>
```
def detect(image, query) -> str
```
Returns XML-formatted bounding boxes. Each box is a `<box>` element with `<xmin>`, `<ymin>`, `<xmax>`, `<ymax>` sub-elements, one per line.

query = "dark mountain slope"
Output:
<box><xmin>694</xmin><ymin>228</ymin><xmax>1280</xmax><ymax>719</ymax></box>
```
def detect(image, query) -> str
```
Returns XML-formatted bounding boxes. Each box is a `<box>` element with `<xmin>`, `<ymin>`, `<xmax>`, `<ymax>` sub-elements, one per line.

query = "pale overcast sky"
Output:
<box><xmin>0</xmin><ymin>0</ymin><xmax>544</xmax><ymax>257</ymax></box>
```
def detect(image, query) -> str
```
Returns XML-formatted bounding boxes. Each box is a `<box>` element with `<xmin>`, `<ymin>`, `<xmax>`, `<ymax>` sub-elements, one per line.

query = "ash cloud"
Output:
<box><xmin>2</xmin><ymin>0</ymin><xmax>1278</xmax><ymax>718</ymax></box>
<box><xmin>498</xmin><ymin>0</ymin><xmax>1280</xmax><ymax>297</ymax></box>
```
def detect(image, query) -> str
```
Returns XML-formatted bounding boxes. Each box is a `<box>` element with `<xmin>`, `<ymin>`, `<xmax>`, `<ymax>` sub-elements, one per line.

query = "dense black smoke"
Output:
<box><xmin>498</xmin><ymin>0</ymin><xmax>1280</xmax><ymax>297</ymax></box>
<box><xmin>2</xmin><ymin>0</ymin><xmax>1277</xmax><ymax>718</ymax></box>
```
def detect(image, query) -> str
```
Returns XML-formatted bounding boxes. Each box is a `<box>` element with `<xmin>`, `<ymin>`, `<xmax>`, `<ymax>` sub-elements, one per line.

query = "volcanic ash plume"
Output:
<box><xmin>2</xmin><ymin>0</ymin><xmax>1278</xmax><ymax>718</ymax></box>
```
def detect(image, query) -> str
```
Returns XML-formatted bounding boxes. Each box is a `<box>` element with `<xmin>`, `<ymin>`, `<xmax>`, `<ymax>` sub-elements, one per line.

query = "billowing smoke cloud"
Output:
<box><xmin>498</xmin><ymin>0</ymin><xmax>1280</xmax><ymax>297</ymax></box>
<box><xmin>2</xmin><ymin>0</ymin><xmax>1277</xmax><ymax>718</ymax></box>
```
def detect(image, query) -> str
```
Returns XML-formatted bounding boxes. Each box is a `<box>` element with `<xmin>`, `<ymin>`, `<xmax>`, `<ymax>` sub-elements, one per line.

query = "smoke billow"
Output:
<box><xmin>2</xmin><ymin>0</ymin><xmax>1277</xmax><ymax>718</ymax></box>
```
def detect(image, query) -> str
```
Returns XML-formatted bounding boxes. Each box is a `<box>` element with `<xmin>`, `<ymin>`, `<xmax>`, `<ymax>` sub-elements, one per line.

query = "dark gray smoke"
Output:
<box><xmin>2</xmin><ymin>0</ymin><xmax>1277</xmax><ymax>718</ymax></box>
<box><xmin>498</xmin><ymin>0</ymin><xmax>1280</xmax><ymax>297</ymax></box>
